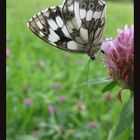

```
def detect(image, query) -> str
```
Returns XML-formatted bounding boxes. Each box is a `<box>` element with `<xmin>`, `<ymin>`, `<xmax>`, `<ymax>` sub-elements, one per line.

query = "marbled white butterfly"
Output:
<box><xmin>27</xmin><ymin>0</ymin><xmax>106</xmax><ymax>60</ymax></box>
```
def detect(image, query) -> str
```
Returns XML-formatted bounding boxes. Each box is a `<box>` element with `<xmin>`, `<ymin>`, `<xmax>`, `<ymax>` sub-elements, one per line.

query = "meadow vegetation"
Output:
<box><xmin>7</xmin><ymin>0</ymin><xmax>133</xmax><ymax>139</ymax></box>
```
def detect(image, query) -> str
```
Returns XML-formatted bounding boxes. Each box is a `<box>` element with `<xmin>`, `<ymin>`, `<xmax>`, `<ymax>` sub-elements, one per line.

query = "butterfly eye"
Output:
<box><xmin>81</xmin><ymin>3</ymin><xmax>86</xmax><ymax>9</ymax></box>
<box><xmin>89</xmin><ymin>3</ymin><xmax>94</xmax><ymax>9</ymax></box>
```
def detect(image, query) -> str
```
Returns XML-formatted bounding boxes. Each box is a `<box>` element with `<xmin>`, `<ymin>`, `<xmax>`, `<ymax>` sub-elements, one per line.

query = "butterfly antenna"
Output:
<box><xmin>83</xmin><ymin>58</ymin><xmax>92</xmax><ymax>84</ymax></box>
<box><xmin>95</xmin><ymin>50</ymin><xmax>105</xmax><ymax>63</ymax></box>
<box><xmin>95</xmin><ymin>57</ymin><xmax>104</xmax><ymax>63</ymax></box>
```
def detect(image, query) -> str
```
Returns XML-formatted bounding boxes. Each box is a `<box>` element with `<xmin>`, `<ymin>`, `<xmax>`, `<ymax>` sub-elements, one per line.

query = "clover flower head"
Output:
<box><xmin>90</xmin><ymin>121</ymin><xmax>97</xmax><ymax>128</ymax></box>
<box><xmin>24</xmin><ymin>98</ymin><xmax>32</xmax><ymax>106</ymax></box>
<box><xmin>102</xmin><ymin>25</ymin><xmax>134</xmax><ymax>90</ymax></box>
<box><xmin>48</xmin><ymin>105</ymin><xmax>56</xmax><ymax>113</ymax></box>
<box><xmin>58</xmin><ymin>96</ymin><xmax>66</xmax><ymax>103</ymax></box>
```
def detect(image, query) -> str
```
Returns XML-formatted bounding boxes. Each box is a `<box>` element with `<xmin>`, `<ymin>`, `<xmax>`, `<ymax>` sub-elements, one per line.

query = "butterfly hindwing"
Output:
<box><xmin>28</xmin><ymin>6</ymin><xmax>87</xmax><ymax>53</ymax></box>
<box><xmin>62</xmin><ymin>0</ymin><xmax>106</xmax><ymax>45</ymax></box>
<box><xmin>91</xmin><ymin>1</ymin><xmax>106</xmax><ymax>45</ymax></box>
<box><xmin>62</xmin><ymin>0</ymin><xmax>88</xmax><ymax>44</ymax></box>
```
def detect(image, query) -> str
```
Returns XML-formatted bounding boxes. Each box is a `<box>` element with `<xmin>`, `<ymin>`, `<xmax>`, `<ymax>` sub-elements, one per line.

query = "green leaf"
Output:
<box><xmin>81</xmin><ymin>77</ymin><xmax>113</xmax><ymax>85</ymax></box>
<box><xmin>102</xmin><ymin>81</ymin><xmax>116</xmax><ymax>93</ymax></box>
<box><xmin>114</xmin><ymin>97</ymin><xmax>134</xmax><ymax>138</ymax></box>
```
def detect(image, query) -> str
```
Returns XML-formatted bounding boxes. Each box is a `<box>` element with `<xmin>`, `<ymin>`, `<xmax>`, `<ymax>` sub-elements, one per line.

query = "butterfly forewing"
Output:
<box><xmin>62</xmin><ymin>0</ymin><xmax>106</xmax><ymax>43</ymax></box>
<box><xmin>28</xmin><ymin>6</ymin><xmax>88</xmax><ymax>53</ymax></box>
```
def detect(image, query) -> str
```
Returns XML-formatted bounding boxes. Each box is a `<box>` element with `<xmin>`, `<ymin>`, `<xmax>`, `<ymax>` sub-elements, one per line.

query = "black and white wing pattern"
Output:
<box><xmin>27</xmin><ymin>6</ymin><xmax>87</xmax><ymax>54</ymax></box>
<box><xmin>62</xmin><ymin>0</ymin><xmax>106</xmax><ymax>58</ymax></box>
<box><xmin>27</xmin><ymin>0</ymin><xmax>106</xmax><ymax>59</ymax></box>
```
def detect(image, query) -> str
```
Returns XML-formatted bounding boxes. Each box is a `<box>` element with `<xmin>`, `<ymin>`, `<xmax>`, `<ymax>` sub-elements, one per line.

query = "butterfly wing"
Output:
<box><xmin>27</xmin><ymin>6</ymin><xmax>88</xmax><ymax>54</ymax></box>
<box><xmin>62</xmin><ymin>0</ymin><xmax>106</xmax><ymax>46</ymax></box>
<box><xmin>90</xmin><ymin>0</ymin><xmax>106</xmax><ymax>45</ymax></box>
<box><xmin>62</xmin><ymin>0</ymin><xmax>89</xmax><ymax>44</ymax></box>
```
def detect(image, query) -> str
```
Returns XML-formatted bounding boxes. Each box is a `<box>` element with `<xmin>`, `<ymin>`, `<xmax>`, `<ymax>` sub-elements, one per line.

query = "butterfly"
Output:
<box><xmin>27</xmin><ymin>0</ymin><xmax>106</xmax><ymax>60</ymax></box>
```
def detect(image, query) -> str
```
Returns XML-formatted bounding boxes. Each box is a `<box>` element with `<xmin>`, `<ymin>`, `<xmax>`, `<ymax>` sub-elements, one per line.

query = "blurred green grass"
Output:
<box><xmin>7</xmin><ymin>0</ymin><xmax>133</xmax><ymax>140</ymax></box>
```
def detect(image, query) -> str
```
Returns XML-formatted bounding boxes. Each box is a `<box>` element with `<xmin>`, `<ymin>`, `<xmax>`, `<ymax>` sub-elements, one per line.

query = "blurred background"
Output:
<box><xmin>7</xmin><ymin>0</ymin><xmax>133</xmax><ymax>140</ymax></box>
